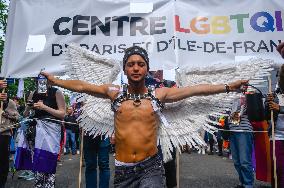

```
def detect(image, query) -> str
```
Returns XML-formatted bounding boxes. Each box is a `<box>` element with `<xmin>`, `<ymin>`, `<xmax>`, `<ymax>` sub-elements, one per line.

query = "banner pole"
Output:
<box><xmin>268</xmin><ymin>76</ymin><xmax>277</xmax><ymax>188</ymax></box>
<box><xmin>176</xmin><ymin>149</ymin><xmax>180</xmax><ymax>188</ymax></box>
<box><xmin>78</xmin><ymin>129</ymin><xmax>84</xmax><ymax>188</ymax></box>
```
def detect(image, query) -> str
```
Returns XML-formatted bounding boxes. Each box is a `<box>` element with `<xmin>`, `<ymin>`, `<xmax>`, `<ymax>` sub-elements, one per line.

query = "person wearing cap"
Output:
<box><xmin>42</xmin><ymin>46</ymin><xmax>248</xmax><ymax>187</ymax></box>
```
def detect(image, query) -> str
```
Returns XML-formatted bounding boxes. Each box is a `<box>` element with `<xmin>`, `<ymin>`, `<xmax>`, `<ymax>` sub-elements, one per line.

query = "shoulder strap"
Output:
<box><xmin>147</xmin><ymin>85</ymin><xmax>164</xmax><ymax>111</ymax></box>
<box><xmin>111</xmin><ymin>84</ymin><xmax>128</xmax><ymax>112</ymax></box>
<box><xmin>122</xmin><ymin>84</ymin><xmax>128</xmax><ymax>96</ymax></box>
<box><xmin>147</xmin><ymin>85</ymin><xmax>155</xmax><ymax>96</ymax></box>
<box><xmin>147</xmin><ymin>85</ymin><xmax>170</xmax><ymax>127</ymax></box>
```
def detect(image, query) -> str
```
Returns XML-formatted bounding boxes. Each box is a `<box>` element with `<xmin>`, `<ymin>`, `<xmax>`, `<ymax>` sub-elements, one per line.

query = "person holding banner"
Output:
<box><xmin>265</xmin><ymin>51</ymin><xmax>284</xmax><ymax>187</ymax></box>
<box><xmin>42</xmin><ymin>46</ymin><xmax>248</xmax><ymax>187</ymax></box>
<box><xmin>0</xmin><ymin>80</ymin><xmax>19</xmax><ymax>188</ymax></box>
<box><xmin>22</xmin><ymin>80</ymin><xmax>65</xmax><ymax>188</ymax></box>
<box><xmin>0</xmin><ymin>80</ymin><xmax>15</xmax><ymax>188</ymax></box>
<box><xmin>266</xmin><ymin>79</ymin><xmax>284</xmax><ymax>188</ymax></box>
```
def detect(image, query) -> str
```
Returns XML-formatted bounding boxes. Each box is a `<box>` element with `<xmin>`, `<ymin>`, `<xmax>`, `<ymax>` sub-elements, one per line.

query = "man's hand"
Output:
<box><xmin>0</xmin><ymin>80</ymin><xmax>7</xmax><ymax>89</ymax></box>
<box><xmin>268</xmin><ymin>101</ymin><xmax>280</xmax><ymax>112</ymax></box>
<box><xmin>228</xmin><ymin>80</ymin><xmax>249</xmax><ymax>92</ymax></box>
<box><xmin>0</xmin><ymin>93</ymin><xmax>7</xmax><ymax>101</ymax></box>
<box><xmin>267</xmin><ymin>93</ymin><xmax>274</xmax><ymax>101</ymax></box>
<box><xmin>277</xmin><ymin>42</ymin><xmax>284</xmax><ymax>59</ymax></box>
<box><xmin>33</xmin><ymin>100</ymin><xmax>47</xmax><ymax>111</ymax></box>
<box><xmin>231</xmin><ymin>112</ymin><xmax>240</xmax><ymax>121</ymax></box>
<box><xmin>2</xmin><ymin>112</ymin><xmax>8</xmax><ymax>118</ymax></box>
<box><xmin>267</xmin><ymin>93</ymin><xmax>280</xmax><ymax>112</ymax></box>
<box><xmin>41</xmin><ymin>72</ymin><xmax>56</xmax><ymax>85</ymax></box>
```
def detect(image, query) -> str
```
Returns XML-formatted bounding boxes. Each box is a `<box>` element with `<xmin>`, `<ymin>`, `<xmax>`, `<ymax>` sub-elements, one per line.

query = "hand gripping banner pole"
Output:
<box><xmin>268</xmin><ymin>76</ymin><xmax>277</xmax><ymax>188</ymax></box>
<box><xmin>0</xmin><ymin>79</ymin><xmax>6</xmax><ymax>124</ymax></box>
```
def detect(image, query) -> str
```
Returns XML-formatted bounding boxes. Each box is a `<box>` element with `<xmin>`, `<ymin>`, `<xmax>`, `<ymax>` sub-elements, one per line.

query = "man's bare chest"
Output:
<box><xmin>115</xmin><ymin>100</ymin><xmax>156</xmax><ymax>120</ymax></box>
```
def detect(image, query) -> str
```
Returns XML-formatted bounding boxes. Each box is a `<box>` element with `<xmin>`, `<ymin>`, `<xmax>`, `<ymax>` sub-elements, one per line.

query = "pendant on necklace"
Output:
<box><xmin>133</xmin><ymin>100</ymin><xmax>141</xmax><ymax>107</ymax></box>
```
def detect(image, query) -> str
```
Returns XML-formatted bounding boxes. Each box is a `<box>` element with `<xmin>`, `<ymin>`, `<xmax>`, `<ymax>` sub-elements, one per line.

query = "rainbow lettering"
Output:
<box><xmin>175</xmin><ymin>11</ymin><xmax>283</xmax><ymax>34</ymax></box>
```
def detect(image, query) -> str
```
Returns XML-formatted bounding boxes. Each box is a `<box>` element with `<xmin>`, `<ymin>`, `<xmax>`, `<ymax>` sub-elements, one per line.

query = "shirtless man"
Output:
<box><xmin>42</xmin><ymin>46</ymin><xmax>248</xmax><ymax>187</ymax></box>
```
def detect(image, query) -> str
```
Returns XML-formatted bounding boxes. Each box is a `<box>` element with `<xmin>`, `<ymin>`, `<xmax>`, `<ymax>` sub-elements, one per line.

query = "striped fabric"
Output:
<box><xmin>229</xmin><ymin>114</ymin><xmax>253</xmax><ymax>132</ymax></box>
<box><xmin>15</xmin><ymin>120</ymin><xmax>61</xmax><ymax>174</ymax></box>
<box><xmin>229</xmin><ymin>98</ymin><xmax>253</xmax><ymax>132</ymax></box>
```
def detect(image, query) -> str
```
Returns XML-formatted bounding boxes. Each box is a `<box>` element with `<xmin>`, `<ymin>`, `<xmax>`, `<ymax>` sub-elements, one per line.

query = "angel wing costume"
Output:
<box><xmin>64</xmin><ymin>44</ymin><xmax>274</xmax><ymax>162</ymax></box>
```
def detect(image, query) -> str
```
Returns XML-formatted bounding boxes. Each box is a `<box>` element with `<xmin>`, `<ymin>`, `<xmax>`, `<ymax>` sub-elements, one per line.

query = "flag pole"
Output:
<box><xmin>78</xmin><ymin>129</ymin><xmax>84</xmax><ymax>188</ymax></box>
<box><xmin>268</xmin><ymin>76</ymin><xmax>277</xmax><ymax>188</ymax></box>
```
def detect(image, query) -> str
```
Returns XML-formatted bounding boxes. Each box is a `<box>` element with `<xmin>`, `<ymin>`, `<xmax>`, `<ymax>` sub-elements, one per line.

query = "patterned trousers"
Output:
<box><xmin>34</xmin><ymin>172</ymin><xmax>55</xmax><ymax>188</ymax></box>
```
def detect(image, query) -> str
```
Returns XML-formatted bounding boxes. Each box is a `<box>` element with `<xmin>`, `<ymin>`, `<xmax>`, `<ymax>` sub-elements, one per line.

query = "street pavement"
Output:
<box><xmin>6</xmin><ymin>152</ymin><xmax>271</xmax><ymax>188</ymax></box>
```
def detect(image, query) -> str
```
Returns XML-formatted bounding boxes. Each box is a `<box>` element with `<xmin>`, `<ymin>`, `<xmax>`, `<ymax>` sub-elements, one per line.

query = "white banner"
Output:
<box><xmin>1</xmin><ymin>0</ymin><xmax>284</xmax><ymax>78</ymax></box>
<box><xmin>176</xmin><ymin>0</ymin><xmax>284</xmax><ymax>69</ymax></box>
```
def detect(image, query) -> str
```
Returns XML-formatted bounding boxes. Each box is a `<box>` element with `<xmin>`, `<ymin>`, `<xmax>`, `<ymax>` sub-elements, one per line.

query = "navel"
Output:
<box><xmin>132</xmin><ymin>151</ymin><xmax>137</xmax><ymax>161</ymax></box>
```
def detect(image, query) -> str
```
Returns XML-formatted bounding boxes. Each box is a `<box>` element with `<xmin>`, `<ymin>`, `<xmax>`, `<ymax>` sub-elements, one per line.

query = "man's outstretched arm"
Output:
<box><xmin>158</xmin><ymin>80</ymin><xmax>248</xmax><ymax>103</ymax></box>
<box><xmin>42</xmin><ymin>72</ymin><xmax>115</xmax><ymax>98</ymax></box>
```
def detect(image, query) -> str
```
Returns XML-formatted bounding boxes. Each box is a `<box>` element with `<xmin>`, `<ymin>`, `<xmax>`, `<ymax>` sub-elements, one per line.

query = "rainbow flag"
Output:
<box><xmin>251</xmin><ymin>121</ymin><xmax>271</xmax><ymax>182</ymax></box>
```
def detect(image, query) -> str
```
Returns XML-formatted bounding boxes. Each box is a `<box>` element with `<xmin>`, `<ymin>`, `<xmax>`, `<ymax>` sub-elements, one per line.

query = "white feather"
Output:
<box><xmin>63</xmin><ymin>44</ymin><xmax>120</xmax><ymax>137</ymax></box>
<box><xmin>63</xmin><ymin>45</ymin><xmax>275</xmax><ymax>162</ymax></box>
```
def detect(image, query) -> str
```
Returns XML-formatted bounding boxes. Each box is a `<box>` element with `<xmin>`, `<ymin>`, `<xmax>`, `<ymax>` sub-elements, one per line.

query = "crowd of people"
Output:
<box><xmin>0</xmin><ymin>42</ymin><xmax>283</xmax><ymax>188</ymax></box>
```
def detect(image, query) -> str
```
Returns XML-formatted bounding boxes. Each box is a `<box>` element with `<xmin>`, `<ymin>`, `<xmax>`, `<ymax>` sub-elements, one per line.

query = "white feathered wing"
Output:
<box><xmin>63</xmin><ymin>45</ymin><xmax>274</xmax><ymax>162</ymax></box>
<box><xmin>63</xmin><ymin>44</ymin><xmax>120</xmax><ymax>137</ymax></box>
<box><xmin>159</xmin><ymin>59</ymin><xmax>275</xmax><ymax>162</ymax></box>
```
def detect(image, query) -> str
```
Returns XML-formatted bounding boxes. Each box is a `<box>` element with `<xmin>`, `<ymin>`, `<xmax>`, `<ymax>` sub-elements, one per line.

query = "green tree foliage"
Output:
<box><xmin>64</xmin><ymin>94</ymin><xmax>70</xmax><ymax>106</ymax></box>
<box><xmin>7</xmin><ymin>78</ymin><xmax>36</xmax><ymax>101</ymax></box>
<box><xmin>0</xmin><ymin>0</ymin><xmax>8</xmax><ymax>66</ymax></box>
